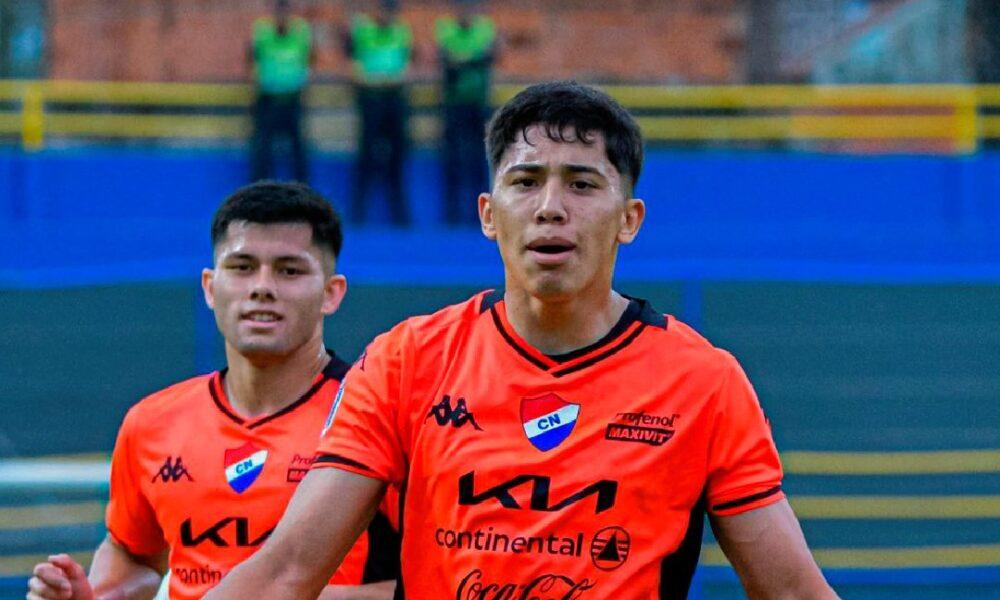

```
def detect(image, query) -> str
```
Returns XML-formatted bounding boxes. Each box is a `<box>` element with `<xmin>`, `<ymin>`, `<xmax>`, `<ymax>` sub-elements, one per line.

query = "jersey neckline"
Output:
<box><xmin>479</xmin><ymin>289</ymin><xmax>667</xmax><ymax>378</ymax></box>
<box><xmin>208</xmin><ymin>350</ymin><xmax>351</xmax><ymax>429</ymax></box>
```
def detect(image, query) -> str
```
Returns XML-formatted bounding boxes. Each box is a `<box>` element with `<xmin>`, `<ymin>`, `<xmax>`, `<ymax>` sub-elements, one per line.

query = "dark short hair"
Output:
<box><xmin>211</xmin><ymin>181</ymin><xmax>343</xmax><ymax>261</ymax></box>
<box><xmin>485</xmin><ymin>80</ymin><xmax>644</xmax><ymax>194</ymax></box>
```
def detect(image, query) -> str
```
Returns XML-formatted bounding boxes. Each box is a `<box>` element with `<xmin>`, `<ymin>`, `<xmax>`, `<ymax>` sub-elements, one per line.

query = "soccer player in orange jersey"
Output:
<box><xmin>27</xmin><ymin>182</ymin><xmax>397</xmax><ymax>600</ymax></box>
<box><xmin>206</xmin><ymin>82</ymin><xmax>838</xmax><ymax>599</ymax></box>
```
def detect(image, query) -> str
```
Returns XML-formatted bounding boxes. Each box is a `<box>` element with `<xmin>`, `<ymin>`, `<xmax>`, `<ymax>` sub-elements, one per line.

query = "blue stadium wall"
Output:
<box><xmin>2</xmin><ymin>148</ymin><xmax>1000</xmax><ymax>456</ymax></box>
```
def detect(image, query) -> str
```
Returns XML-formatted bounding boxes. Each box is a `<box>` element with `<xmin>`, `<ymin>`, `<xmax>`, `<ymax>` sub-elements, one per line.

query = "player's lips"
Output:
<box><xmin>526</xmin><ymin>237</ymin><xmax>576</xmax><ymax>265</ymax></box>
<box><xmin>240</xmin><ymin>310</ymin><xmax>283</xmax><ymax>324</ymax></box>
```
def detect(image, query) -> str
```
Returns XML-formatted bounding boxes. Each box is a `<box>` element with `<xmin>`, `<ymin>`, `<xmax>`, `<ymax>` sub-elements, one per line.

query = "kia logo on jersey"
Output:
<box><xmin>521</xmin><ymin>393</ymin><xmax>580</xmax><ymax>452</ymax></box>
<box><xmin>224</xmin><ymin>441</ymin><xmax>268</xmax><ymax>494</ymax></box>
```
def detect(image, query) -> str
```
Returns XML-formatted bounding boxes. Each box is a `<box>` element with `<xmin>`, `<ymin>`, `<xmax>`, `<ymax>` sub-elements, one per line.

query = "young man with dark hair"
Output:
<box><xmin>28</xmin><ymin>182</ymin><xmax>396</xmax><ymax>600</ymax></box>
<box><xmin>206</xmin><ymin>82</ymin><xmax>836</xmax><ymax>599</ymax></box>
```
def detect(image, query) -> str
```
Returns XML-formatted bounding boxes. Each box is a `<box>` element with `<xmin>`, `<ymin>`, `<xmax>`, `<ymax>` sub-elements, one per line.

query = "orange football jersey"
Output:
<box><xmin>106</xmin><ymin>354</ymin><xmax>374</xmax><ymax>600</ymax></box>
<box><xmin>315</xmin><ymin>291</ymin><xmax>784</xmax><ymax>599</ymax></box>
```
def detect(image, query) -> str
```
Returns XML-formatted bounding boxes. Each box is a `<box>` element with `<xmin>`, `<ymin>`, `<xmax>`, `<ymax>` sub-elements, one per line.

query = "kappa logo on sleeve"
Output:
<box><xmin>426</xmin><ymin>395</ymin><xmax>483</xmax><ymax>431</ymax></box>
<box><xmin>151</xmin><ymin>456</ymin><xmax>194</xmax><ymax>483</ymax></box>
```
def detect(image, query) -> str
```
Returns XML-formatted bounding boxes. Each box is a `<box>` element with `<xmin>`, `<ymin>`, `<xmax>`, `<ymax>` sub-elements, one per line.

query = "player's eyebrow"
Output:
<box><xmin>564</xmin><ymin>164</ymin><xmax>607</xmax><ymax>178</ymax></box>
<box><xmin>220</xmin><ymin>251</ymin><xmax>257</xmax><ymax>261</ymax></box>
<box><xmin>503</xmin><ymin>163</ymin><xmax>545</xmax><ymax>175</ymax></box>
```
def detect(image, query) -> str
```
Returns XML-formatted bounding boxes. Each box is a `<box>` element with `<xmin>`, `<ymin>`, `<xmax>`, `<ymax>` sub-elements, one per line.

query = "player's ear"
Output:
<box><xmin>617</xmin><ymin>197</ymin><xmax>645</xmax><ymax>245</ymax></box>
<box><xmin>479</xmin><ymin>192</ymin><xmax>497</xmax><ymax>241</ymax></box>
<box><xmin>201</xmin><ymin>268</ymin><xmax>216</xmax><ymax>309</ymax></box>
<box><xmin>322</xmin><ymin>274</ymin><xmax>347</xmax><ymax>316</ymax></box>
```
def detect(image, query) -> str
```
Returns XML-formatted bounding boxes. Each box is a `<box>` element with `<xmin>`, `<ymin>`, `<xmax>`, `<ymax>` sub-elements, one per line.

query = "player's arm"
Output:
<box><xmin>318</xmin><ymin>580</ymin><xmax>395</xmax><ymax>600</ymax></box>
<box><xmin>28</xmin><ymin>536</ymin><xmax>165</xmax><ymax>600</ymax></box>
<box><xmin>204</xmin><ymin>468</ymin><xmax>386</xmax><ymax>600</ymax></box>
<box><xmin>711</xmin><ymin>500</ymin><xmax>837</xmax><ymax>599</ymax></box>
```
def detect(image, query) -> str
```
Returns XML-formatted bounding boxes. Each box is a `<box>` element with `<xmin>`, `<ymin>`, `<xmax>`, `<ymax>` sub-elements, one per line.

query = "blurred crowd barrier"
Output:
<box><xmin>0</xmin><ymin>81</ymin><xmax>998</xmax><ymax>152</ymax></box>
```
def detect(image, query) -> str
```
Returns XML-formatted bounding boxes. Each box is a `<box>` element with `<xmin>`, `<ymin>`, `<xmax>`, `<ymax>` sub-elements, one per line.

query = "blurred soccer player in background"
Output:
<box><xmin>249</xmin><ymin>0</ymin><xmax>314</xmax><ymax>183</ymax></box>
<box><xmin>27</xmin><ymin>182</ymin><xmax>397</xmax><ymax>600</ymax></box>
<box><xmin>344</xmin><ymin>0</ymin><xmax>413</xmax><ymax>225</ymax></box>
<box><xmin>435</xmin><ymin>0</ymin><xmax>498</xmax><ymax>225</ymax></box>
<box><xmin>205</xmin><ymin>82</ymin><xmax>837</xmax><ymax>599</ymax></box>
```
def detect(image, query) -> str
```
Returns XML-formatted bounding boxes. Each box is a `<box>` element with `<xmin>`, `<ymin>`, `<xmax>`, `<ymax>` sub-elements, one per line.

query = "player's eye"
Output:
<box><xmin>227</xmin><ymin>263</ymin><xmax>253</xmax><ymax>272</ymax></box>
<box><xmin>512</xmin><ymin>177</ymin><xmax>537</xmax><ymax>188</ymax></box>
<box><xmin>570</xmin><ymin>180</ymin><xmax>597</xmax><ymax>190</ymax></box>
<box><xmin>280</xmin><ymin>267</ymin><xmax>303</xmax><ymax>276</ymax></box>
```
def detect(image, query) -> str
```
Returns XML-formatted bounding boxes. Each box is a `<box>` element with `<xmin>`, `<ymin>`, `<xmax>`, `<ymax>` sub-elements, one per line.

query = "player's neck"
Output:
<box><xmin>503</xmin><ymin>286</ymin><xmax>630</xmax><ymax>356</ymax></box>
<box><xmin>223</xmin><ymin>340</ymin><xmax>330</xmax><ymax>419</ymax></box>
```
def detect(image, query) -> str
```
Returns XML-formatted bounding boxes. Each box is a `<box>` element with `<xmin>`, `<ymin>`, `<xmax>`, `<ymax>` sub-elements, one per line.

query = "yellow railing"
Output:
<box><xmin>0</xmin><ymin>80</ymin><xmax>998</xmax><ymax>152</ymax></box>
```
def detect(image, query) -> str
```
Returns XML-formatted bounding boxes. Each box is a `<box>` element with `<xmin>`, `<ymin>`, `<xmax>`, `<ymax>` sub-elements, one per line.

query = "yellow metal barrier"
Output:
<box><xmin>1</xmin><ymin>81</ymin><xmax>999</xmax><ymax>150</ymax></box>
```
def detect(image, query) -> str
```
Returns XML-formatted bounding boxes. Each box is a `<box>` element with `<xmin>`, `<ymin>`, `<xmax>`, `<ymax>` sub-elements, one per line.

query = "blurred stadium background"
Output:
<box><xmin>1</xmin><ymin>0</ymin><xmax>999</xmax><ymax>598</ymax></box>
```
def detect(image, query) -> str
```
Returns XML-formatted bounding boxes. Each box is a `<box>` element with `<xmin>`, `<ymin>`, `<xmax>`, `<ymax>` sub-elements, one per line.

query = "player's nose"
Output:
<box><xmin>249</xmin><ymin>266</ymin><xmax>278</xmax><ymax>300</ymax></box>
<box><xmin>534</xmin><ymin>181</ymin><xmax>568</xmax><ymax>224</ymax></box>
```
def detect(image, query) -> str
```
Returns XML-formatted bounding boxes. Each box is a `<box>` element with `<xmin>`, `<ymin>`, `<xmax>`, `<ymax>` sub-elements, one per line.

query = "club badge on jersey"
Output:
<box><xmin>224</xmin><ymin>441</ymin><xmax>268</xmax><ymax>494</ymax></box>
<box><xmin>521</xmin><ymin>393</ymin><xmax>580</xmax><ymax>452</ymax></box>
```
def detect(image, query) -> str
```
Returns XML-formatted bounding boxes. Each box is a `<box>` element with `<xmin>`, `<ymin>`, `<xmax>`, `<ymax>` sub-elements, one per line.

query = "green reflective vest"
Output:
<box><xmin>351</xmin><ymin>15</ymin><xmax>413</xmax><ymax>85</ymax></box>
<box><xmin>252</xmin><ymin>17</ymin><xmax>311</xmax><ymax>94</ymax></box>
<box><xmin>435</xmin><ymin>15</ymin><xmax>495</xmax><ymax>105</ymax></box>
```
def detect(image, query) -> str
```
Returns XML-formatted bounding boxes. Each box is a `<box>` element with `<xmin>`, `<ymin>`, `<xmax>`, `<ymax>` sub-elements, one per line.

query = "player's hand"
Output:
<box><xmin>27</xmin><ymin>554</ymin><xmax>95</xmax><ymax>600</ymax></box>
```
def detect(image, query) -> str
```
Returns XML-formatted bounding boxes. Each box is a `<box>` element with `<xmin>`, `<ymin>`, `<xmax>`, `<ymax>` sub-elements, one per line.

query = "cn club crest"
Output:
<box><xmin>520</xmin><ymin>393</ymin><xmax>580</xmax><ymax>452</ymax></box>
<box><xmin>224</xmin><ymin>441</ymin><xmax>268</xmax><ymax>494</ymax></box>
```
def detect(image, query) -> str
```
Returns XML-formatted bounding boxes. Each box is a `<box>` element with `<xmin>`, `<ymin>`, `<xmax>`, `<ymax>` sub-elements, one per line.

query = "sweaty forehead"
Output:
<box><xmin>499</xmin><ymin>124</ymin><xmax>616</xmax><ymax>175</ymax></box>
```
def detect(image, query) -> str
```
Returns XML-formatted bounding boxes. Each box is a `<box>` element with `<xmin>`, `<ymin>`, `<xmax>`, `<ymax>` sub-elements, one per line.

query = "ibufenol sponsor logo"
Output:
<box><xmin>604</xmin><ymin>411</ymin><xmax>679</xmax><ymax>447</ymax></box>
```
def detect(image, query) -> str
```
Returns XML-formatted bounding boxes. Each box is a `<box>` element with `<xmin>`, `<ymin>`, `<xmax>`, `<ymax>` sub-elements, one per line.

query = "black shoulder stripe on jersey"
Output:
<box><xmin>323</xmin><ymin>350</ymin><xmax>352</xmax><ymax>381</ymax></box>
<box><xmin>635</xmin><ymin>297</ymin><xmax>668</xmax><ymax>329</ymax></box>
<box><xmin>209</xmin><ymin>371</ymin><xmax>245</xmax><ymax>425</ymax></box>
<box><xmin>313</xmin><ymin>453</ymin><xmax>375</xmax><ymax>473</ymax></box>
<box><xmin>362</xmin><ymin>510</ymin><xmax>401</xmax><ymax>584</ymax></box>
<box><xmin>711</xmin><ymin>485</ymin><xmax>783</xmax><ymax>512</ymax></box>
<box><xmin>659</xmin><ymin>494</ymin><xmax>705</xmax><ymax>600</ymax></box>
<box><xmin>490</xmin><ymin>306</ymin><xmax>551</xmax><ymax>370</ymax></box>
<box><xmin>546</xmin><ymin>299</ymin><xmax>641</xmax><ymax>363</ymax></box>
<box><xmin>551</xmin><ymin>323</ymin><xmax>648</xmax><ymax>378</ymax></box>
<box><xmin>479</xmin><ymin>288</ymin><xmax>504</xmax><ymax>314</ymax></box>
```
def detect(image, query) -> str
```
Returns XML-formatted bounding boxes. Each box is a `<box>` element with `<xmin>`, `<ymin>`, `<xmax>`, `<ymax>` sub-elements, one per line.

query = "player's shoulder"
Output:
<box><xmin>121</xmin><ymin>373</ymin><xmax>214</xmax><ymax>430</ymax></box>
<box><xmin>373</xmin><ymin>289</ymin><xmax>494</xmax><ymax>351</ymax></box>
<box><xmin>648</xmin><ymin>311</ymin><xmax>737</xmax><ymax>376</ymax></box>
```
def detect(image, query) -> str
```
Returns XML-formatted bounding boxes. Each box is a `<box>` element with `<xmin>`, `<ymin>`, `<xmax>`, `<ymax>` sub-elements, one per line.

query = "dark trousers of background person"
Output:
<box><xmin>250</xmin><ymin>91</ymin><xmax>308</xmax><ymax>183</ymax></box>
<box><xmin>441</xmin><ymin>103</ymin><xmax>489</xmax><ymax>225</ymax></box>
<box><xmin>353</xmin><ymin>86</ymin><xmax>409</xmax><ymax>225</ymax></box>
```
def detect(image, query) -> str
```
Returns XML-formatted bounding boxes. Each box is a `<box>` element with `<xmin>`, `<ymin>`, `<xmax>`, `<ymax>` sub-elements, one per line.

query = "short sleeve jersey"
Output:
<box><xmin>314</xmin><ymin>291</ymin><xmax>784</xmax><ymax>599</ymax></box>
<box><xmin>106</xmin><ymin>355</ymin><xmax>373</xmax><ymax>600</ymax></box>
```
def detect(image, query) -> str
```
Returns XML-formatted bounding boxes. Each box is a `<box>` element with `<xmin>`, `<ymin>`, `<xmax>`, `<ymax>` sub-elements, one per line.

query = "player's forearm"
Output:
<box><xmin>88</xmin><ymin>537</ymin><xmax>163</xmax><ymax>600</ymax></box>
<box><xmin>318</xmin><ymin>580</ymin><xmax>396</xmax><ymax>600</ymax></box>
<box><xmin>204</xmin><ymin>549</ymin><xmax>326</xmax><ymax>600</ymax></box>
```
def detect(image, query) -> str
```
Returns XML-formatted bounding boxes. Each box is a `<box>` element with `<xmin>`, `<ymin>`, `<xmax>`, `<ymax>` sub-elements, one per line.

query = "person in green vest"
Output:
<box><xmin>344</xmin><ymin>0</ymin><xmax>413</xmax><ymax>225</ymax></box>
<box><xmin>435</xmin><ymin>0</ymin><xmax>498</xmax><ymax>225</ymax></box>
<box><xmin>248</xmin><ymin>0</ymin><xmax>314</xmax><ymax>183</ymax></box>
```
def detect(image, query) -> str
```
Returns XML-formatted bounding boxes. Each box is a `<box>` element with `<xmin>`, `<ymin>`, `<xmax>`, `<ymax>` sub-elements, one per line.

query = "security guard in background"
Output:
<box><xmin>345</xmin><ymin>0</ymin><xmax>413</xmax><ymax>225</ymax></box>
<box><xmin>249</xmin><ymin>0</ymin><xmax>313</xmax><ymax>183</ymax></box>
<box><xmin>435</xmin><ymin>0</ymin><xmax>497</xmax><ymax>225</ymax></box>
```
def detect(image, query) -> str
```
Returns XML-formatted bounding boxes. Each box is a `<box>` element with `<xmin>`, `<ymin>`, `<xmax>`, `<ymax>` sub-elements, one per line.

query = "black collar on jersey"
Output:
<box><xmin>480</xmin><ymin>289</ymin><xmax>667</xmax><ymax>377</ymax></box>
<box><xmin>209</xmin><ymin>349</ymin><xmax>351</xmax><ymax>429</ymax></box>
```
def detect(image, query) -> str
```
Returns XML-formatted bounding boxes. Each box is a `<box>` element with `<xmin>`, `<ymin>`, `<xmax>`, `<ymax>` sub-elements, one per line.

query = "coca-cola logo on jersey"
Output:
<box><xmin>456</xmin><ymin>568</ymin><xmax>595</xmax><ymax>600</ymax></box>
